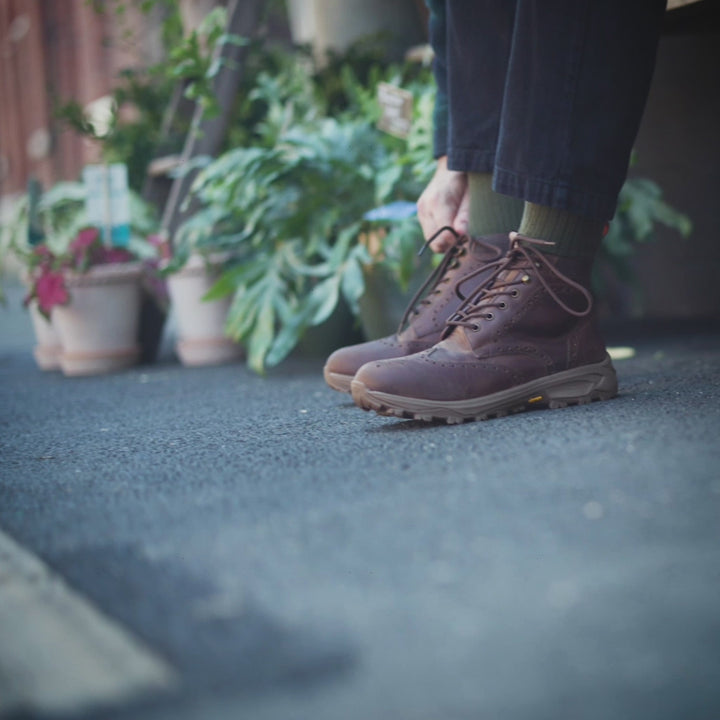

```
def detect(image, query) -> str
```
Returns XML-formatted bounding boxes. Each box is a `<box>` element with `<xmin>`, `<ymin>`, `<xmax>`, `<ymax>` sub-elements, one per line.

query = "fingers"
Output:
<box><xmin>452</xmin><ymin>186</ymin><xmax>470</xmax><ymax>237</ymax></box>
<box><xmin>417</xmin><ymin>157</ymin><xmax>469</xmax><ymax>254</ymax></box>
<box><xmin>418</xmin><ymin>191</ymin><xmax>457</xmax><ymax>253</ymax></box>
<box><xmin>426</xmin><ymin>181</ymin><xmax>470</xmax><ymax>253</ymax></box>
<box><xmin>428</xmin><ymin>228</ymin><xmax>458</xmax><ymax>254</ymax></box>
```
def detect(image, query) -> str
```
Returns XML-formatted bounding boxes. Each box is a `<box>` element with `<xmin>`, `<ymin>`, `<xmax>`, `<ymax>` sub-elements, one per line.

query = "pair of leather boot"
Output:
<box><xmin>324</xmin><ymin>232</ymin><xmax>617</xmax><ymax>423</ymax></box>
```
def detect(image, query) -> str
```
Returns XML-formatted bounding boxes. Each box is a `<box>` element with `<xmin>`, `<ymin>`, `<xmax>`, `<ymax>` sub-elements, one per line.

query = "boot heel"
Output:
<box><xmin>544</xmin><ymin>355</ymin><xmax>618</xmax><ymax>408</ymax></box>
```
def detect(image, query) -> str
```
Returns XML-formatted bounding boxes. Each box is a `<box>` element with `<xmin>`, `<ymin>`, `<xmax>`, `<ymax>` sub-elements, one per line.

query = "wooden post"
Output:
<box><xmin>159</xmin><ymin>0</ymin><xmax>264</xmax><ymax>242</ymax></box>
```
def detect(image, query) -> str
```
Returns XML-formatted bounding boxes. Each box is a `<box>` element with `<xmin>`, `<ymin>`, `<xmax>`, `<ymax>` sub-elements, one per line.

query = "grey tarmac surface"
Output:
<box><xmin>1</xmin><ymin>286</ymin><xmax>720</xmax><ymax>720</ymax></box>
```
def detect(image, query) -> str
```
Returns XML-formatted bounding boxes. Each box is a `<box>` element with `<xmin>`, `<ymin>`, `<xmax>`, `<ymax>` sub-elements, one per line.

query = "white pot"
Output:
<box><xmin>53</xmin><ymin>263</ymin><xmax>143</xmax><ymax>376</ymax></box>
<box><xmin>166</xmin><ymin>255</ymin><xmax>243</xmax><ymax>367</ymax></box>
<box><xmin>287</xmin><ymin>0</ymin><xmax>424</xmax><ymax>61</ymax></box>
<box><xmin>28</xmin><ymin>301</ymin><xmax>63</xmax><ymax>371</ymax></box>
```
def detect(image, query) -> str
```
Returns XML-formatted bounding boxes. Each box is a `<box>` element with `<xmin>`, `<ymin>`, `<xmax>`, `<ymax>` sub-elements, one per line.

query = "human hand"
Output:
<box><xmin>416</xmin><ymin>156</ymin><xmax>469</xmax><ymax>253</ymax></box>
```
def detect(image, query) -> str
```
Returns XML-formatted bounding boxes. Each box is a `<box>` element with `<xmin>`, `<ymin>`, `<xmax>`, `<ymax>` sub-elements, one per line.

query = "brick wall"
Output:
<box><xmin>0</xmin><ymin>0</ymin><xmax>156</xmax><ymax>198</ymax></box>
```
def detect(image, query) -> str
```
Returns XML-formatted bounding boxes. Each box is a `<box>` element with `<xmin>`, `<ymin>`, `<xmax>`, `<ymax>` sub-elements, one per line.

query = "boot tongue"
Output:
<box><xmin>461</xmin><ymin>264</ymin><xmax>530</xmax><ymax>309</ymax></box>
<box><xmin>492</xmin><ymin>267</ymin><xmax>525</xmax><ymax>286</ymax></box>
<box><xmin>400</xmin><ymin>238</ymin><xmax>490</xmax><ymax>343</ymax></box>
<box><xmin>429</xmin><ymin>327</ymin><xmax>474</xmax><ymax>356</ymax></box>
<box><xmin>468</xmin><ymin>233</ymin><xmax>507</xmax><ymax>261</ymax></box>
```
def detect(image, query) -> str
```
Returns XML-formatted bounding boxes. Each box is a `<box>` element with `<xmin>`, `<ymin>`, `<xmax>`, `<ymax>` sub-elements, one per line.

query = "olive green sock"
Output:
<box><xmin>468</xmin><ymin>173</ymin><xmax>524</xmax><ymax>237</ymax></box>
<box><xmin>518</xmin><ymin>202</ymin><xmax>605</xmax><ymax>259</ymax></box>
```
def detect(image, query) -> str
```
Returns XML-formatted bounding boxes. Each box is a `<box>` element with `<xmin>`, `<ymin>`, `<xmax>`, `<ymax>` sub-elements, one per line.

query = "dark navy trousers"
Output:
<box><xmin>429</xmin><ymin>0</ymin><xmax>667</xmax><ymax>220</ymax></box>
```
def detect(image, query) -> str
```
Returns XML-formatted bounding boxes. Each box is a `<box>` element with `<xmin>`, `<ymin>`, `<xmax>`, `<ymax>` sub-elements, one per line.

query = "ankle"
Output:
<box><xmin>518</xmin><ymin>202</ymin><xmax>605</xmax><ymax>259</ymax></box>
<box><xmin>468</xmin><ymin>173</ymin><xmax>524</xmax><ymax>236</ymax></box>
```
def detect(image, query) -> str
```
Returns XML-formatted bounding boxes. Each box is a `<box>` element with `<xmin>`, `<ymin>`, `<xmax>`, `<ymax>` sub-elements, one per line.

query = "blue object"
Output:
<box><xmin>27</xmin><ymin>179</ymin><xmax>44</xmax><ymax>246</ymax></box>
<box><xmin>110</xmin><ymin>224</ymin><xmax>131</xmax><ymax>247</ymax></box>
<box><xmin>363</xmin><ymin>201</ymin><xmax>417</xmax><ymax>222</ymax></box>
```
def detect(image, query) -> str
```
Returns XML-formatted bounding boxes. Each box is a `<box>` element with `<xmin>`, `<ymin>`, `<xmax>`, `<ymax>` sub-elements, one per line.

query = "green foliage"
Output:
<box><xmin>55</xmin><ymin>1</ymin><xmax>185</xmax><ymax>191</ymax></box>
<box><xmin>313</xmin><ymin>36</ymin><xmax>391</xmax><ymax>115</ymax></box>
<box><xmin>2</xmin><ymin>183</ymin><xmax>159</xmax><ymax>267</ymax></box>
<box><xmin>599</xmin><ymin>175</ymin><xmax>692</xmax><ymax>298</ymax></box>
<box><xmin>174</xmin><ymin>45</ymin><xmax>437</xmax><ymax>373</ymax></box>
<box><xmin>167</xmin><ymin>6</ymin><xmax>250</xmax><ymax>120</ymax></box>
<box><xmin>54</xmin><ymin>2</ymin><xmax>249</xmax><ymax>192</ymax></box>
<box><xmin>55</xmin><ymin>71</ymin><xmax>174</xmax><ymax>193</ymax></box>
<box><xmin>3</xmin><ymin>184</ymin><xmax>86</xmax><ymax>259</ymax></box>
<box><xmin>605</xmin><ymin>177</ymin><xmax>692</xmax><ymax>253</ymax></box>
<box><xmin>169</xmin><ymin>17</ymin><xmax>689</xmax><ymax>372</ymax></box>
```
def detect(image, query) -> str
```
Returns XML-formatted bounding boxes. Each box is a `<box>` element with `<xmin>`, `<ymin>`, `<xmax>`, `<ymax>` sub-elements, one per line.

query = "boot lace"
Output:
<box><xmin>397</xmin><ymin>227</ymin><xmax>499</xmax><ymax>335</ymax></box>
<box><xmin>446</xmin><ymin>232</ymin><xmax>593</xmax><ymax>334</ymax></box>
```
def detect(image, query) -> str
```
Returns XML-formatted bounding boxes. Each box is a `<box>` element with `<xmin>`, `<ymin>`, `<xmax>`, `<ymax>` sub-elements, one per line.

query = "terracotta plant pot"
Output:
<box><xmin>53</xmin><ymin>262</ymin><xmax>143</xmax><ymax>376</ymax></box>
<box><xmin>166</xmin><ymin>254</ymin><xmax>243</xmax><ymax>367</ymax></box>
<box><xmin>28</xmin><ymin>301</ymin><xmax>63</xmax><ymax>371</ymax></box>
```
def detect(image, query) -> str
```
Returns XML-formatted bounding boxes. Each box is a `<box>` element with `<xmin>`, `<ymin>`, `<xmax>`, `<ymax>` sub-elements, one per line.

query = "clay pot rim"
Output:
<box><xmin>161</xmin><ymin>252</ymin><xmax>232</xmax><ymax>278</ymax></box>
<box><xmin>63</xmin><ymin>261</ymin><xmax>144</xmax><ymax>287</ymax></box>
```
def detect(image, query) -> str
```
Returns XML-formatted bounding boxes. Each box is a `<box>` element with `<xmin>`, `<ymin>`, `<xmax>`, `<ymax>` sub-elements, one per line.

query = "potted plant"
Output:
<box><xmin>160</xmin><ymin>244</ymin><xmax>244</xmax><ymax>367</ymax></box>
<box><xmin>30</xmin><ymin>230</ymin><xmax>145</xmax><ymax>376</ymax></box>
<box><xmin>3</xmin><ymin>182</ymin><xmax>164</xmax><ymax>375</ymax></box>
<box><xmin>173</xmin><ymin>49</ymin><xmax>436</xmax><ymax>374</ymax></box>
<box><xmin>174</xmin><ymin>37</ymin><xmax>691</xmax><ymax>374</ymax></box>
<box><xmin>51</xmin><ymin>5</ymin><xmax>252</xmax><ymax>369</ymax></box>
<box><xmin>2</xmin><ymin>182</ymin><xmax>81</xmax><ymax>369</ymax></box>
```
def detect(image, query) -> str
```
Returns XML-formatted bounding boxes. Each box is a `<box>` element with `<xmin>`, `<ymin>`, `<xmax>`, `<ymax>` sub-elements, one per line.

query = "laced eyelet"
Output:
<box><xmin>498</xmin><ymin>302</ymin><xmax>507</xmax><ymax>309</ymax></box>
<box><xmin>485</xmin><ymin>313</ymin><xmax>494</xmax><ymax>320</ymax></box>
<box><xmin>471</xmin><ymin>324</ymin><xmax>480</xmax><ymax>331</ymax></box>
<box><xmin>510</xmin><ymin>290</ymin><xmax>519</xmax><ymax>297</ymax></box>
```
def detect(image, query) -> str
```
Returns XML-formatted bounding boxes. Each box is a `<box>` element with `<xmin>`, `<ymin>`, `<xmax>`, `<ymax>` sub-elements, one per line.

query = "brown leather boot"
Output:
<box><xmin>351</xmin><ymin>233</ymin><xmax>618</xmax><ymax>422</ymax></box>
<box><xmin>323</xmin><ymin>233</ymin><xmax>509</xmax><ymax>392</ymax></box>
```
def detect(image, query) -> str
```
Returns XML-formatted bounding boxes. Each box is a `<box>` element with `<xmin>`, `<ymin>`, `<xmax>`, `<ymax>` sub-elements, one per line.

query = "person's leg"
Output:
<box><xmin>324</xmin><ymin>1</ymin><xmax>519</xmax><ymax>392</ymax></box>
<box><xmin>421</xmin><ymin>1</ymin><xmax>521</xmax><ymax>251</ymax></box>
<box><xmin>350</xmin><ymin>0</ymin><xmax>667</xmax><ymax>422</ymax></box>
<box><xmin>444</xmin><ymin>1</ymin><xmax>516</xmax><ymax>174</ymax></box>
<box><xmin>467</xmin><ymin>173</ymin><xmax>523</xmax><ymax>237</ymax></box>
<box><xmin>445</xmin><ymin>2</ymin><xmax>523</xmax><ymax>238</ymax></box>
<box><xmin>496</xmin><ymin>0</ymin><xmax>667</xmax><ymax>257</ymax></box>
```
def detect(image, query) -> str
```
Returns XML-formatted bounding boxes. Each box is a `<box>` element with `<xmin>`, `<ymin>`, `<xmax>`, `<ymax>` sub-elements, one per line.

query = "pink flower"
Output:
<box><xmin>67</xmin><ymin>227</ymin><xmax>102</xmax><ymax>271</ymax></box>
<box><xmin>34</xmin><ymin>268</ymin><xmax>70</xmax><ymax>318</ymax></box>
<box><xmin>70</xmin><ymin>227</ymin><xmax>100</xmax><ymax>253</ymax></box>
<box><xmin>25</xmin><ymin>227</ymin><xmax>147</xmax><ymax>318</ymax></box>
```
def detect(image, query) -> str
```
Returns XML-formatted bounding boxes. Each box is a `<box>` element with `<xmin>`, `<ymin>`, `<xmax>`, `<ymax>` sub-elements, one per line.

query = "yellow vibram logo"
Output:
<box><xmin>528</xmin><ymin>395</ymin><xmax>544</xmax><ymax>404</ymax></box>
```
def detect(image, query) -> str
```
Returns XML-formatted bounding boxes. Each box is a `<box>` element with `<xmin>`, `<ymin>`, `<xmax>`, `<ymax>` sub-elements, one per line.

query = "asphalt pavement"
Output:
<box><xmin>1</xmin><ymin>284</ymin><xmax>719</xmax><ymax>720</ymax></box>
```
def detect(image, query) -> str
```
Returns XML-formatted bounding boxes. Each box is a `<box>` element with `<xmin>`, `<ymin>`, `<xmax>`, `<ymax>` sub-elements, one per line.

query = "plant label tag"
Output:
<box><xmin>377</xmin><ymin>83</ymin><xmax>413</xmax><ymax>139</ymax></box>
<box><xmin>83</xmin><ymin>163</ymin><xmax>131</xmax><ymax>247</ymax></box>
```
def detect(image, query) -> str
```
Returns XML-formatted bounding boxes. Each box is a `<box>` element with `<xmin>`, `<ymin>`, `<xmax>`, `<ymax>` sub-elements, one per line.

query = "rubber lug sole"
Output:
<box><xmin>351</xmin><ymin>355</ymin><xmax>618</xmax><ymax>424</ymax></box>
<box><xmin>323</xmin><ymin>367</ymin><xmax>353</xmax><ymax>393</ymax></box>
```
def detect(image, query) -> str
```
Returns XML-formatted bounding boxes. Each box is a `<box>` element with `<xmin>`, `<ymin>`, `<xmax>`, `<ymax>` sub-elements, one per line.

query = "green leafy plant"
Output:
<box><xmin>166</xmin><ymin>6</ymin><xmax>250</xmax><ymax>120</ymax></box>
<box><xmin>24</xmin><ymin>228</ymin><xmax>139</xmax><ymax>318</ymax></box>
<box><xmin>173</xmin><ymin>29</ymin><xmax>690</xmax><ymax>373</ymax></box>
<box><xmin>177</xmin><ymin>120</ymin><xmax>376</xmax><ymax>372</ymax></box>
<box><xmin>3</xmin><ymin>182</ymin><xmax>157</xmax><ymax>257</ymax></box>
<box><xmin>54</xmin><ymin>3</ymin><xmax>251</xmax><ymax>192</ymax></box>
<box><xmin>174</xmin><ymin>51</ymin><xmax>436</xmax><ymax>373</ymax></box>
<box><xmin>601</xmin><ymin>176</ymin><xmax>692</xmax><ymax>276</ymax></box>
<box><xmin>595</xmin><ymin>154</ymin><xmax>692</xmax><ymax>312</ymax></box>
<box><xmin>54</xmin><ymin>1</ymin><xmax>183</xmax><ymax>192</ymax></box>
<box><xmin>2</xmin><ymin>182</ymin><xmax>162</xmax><ymax>315</ymax></box>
